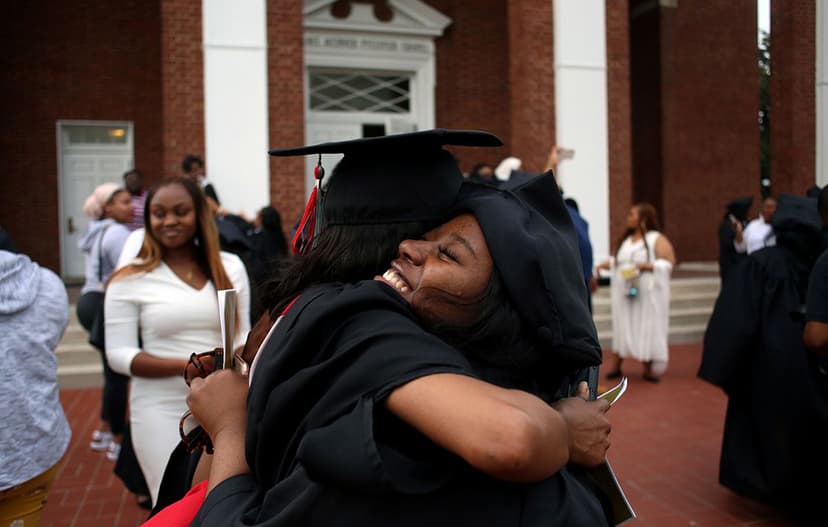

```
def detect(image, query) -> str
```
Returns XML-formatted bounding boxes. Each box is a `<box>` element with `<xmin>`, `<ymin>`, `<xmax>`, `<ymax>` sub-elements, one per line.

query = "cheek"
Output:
<box><xmin>410</xmin><ymin>287</ymin><xmax>481</xmax><ymax>327</ymax></box>
<box><xmin>181</xmin><ymin>213</ymin><xmax>198</xmax><ymax>232</ymax></box>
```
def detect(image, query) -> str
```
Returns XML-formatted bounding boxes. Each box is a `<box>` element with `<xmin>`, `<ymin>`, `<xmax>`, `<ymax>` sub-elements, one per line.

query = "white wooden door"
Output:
<box><xmin>58</xmin><ymin>122</ymin><xmax>133</xmax><ymax>279</ymax></box>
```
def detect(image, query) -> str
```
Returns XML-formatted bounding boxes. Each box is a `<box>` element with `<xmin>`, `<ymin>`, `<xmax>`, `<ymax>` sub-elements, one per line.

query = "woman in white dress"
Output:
<box><xmin>105</xmin><ymin>176</ymin><xmax>250</xmax><ymax>505</ymax></box>
<box><xmin>597</xmin><ymin>203</ymin><xmax>676</xmax><ymax>382</ymax></box>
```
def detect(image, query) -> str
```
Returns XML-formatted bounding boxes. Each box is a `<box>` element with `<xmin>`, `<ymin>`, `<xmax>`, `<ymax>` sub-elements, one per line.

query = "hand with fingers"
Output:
<box><xmin>187</xmin><ymin>369</ymin><xmax>249</xmax><ymax>445</ymax></box>
<box><xmin>552</xmin><ymin>381</ymin><xmax>612</xmax><ymax>467</ymax></box>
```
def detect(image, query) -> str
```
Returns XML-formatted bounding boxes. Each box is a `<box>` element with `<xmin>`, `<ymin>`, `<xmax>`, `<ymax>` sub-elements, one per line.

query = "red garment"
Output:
<box><xmin>141</xmin><ymin>480</ymin><xmax>207</xmax><ymax>527</ymax></box>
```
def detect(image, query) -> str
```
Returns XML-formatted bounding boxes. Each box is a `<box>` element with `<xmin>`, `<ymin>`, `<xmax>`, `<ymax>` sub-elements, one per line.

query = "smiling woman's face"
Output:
<box><xmin>377</xmin><ymin>213</ymin><xmax>493</xmax><ymax>326</ymax></box>
<box><xmin>149</xmin><ymin>183</ymin><xmax>197</xmax><ymax>250</ymax></box>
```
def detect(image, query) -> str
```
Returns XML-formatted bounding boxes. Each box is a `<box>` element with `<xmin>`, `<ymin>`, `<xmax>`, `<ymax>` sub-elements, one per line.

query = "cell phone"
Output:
<box><xmin>558</xmin><ymin>148</ymin><xmax>575</xmax><ymax>160</ymax></box>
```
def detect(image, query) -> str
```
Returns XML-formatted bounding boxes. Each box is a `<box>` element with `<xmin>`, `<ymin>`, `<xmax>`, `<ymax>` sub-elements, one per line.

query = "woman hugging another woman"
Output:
<box><xmin>178</xmin><ymin>131</ymin><xmax>613</xmax><ymax>526</ymax></box>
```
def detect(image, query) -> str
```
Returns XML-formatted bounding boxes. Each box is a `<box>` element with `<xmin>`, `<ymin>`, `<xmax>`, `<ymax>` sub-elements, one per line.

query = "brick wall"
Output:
<box><xmin>0</xmin><ymin>1</ymin><xmax>163</xmax><ymax>272</ymax></box>
<box><xmin>606</xmin><ymin>0</ymin><xmax>634</xmax><ymax>252</ymax></box>
<box><xmin>160</xmin><ymin>0</ymin><xmax>205</xmax><ymax>178</ymax></box>
<box><xmin>630</xmin><ymin>1</ymin><xmax>664</xmax><ymax>219</ymax></box>
<box><xmin>506</xmin><ymin>0</ymin><xmax>556</xmax><ymax>173</ymax></box>
<box><xmin>770</xmin><ymin>0</ymin><xmax>816</xmax><ymax>196</ymax></box>
<box><xmin>660</xmin><ymin>0</ymin><xmax>760</xmax><ymax>261</ymax></box>
<box><xmin>630</xmin><ymin>0</ymin><xmax>759</xmax><ymax>261</ymax></box>
<box><xmin>426</xmin><ymin>0</ymin><xmax>511</xmax><ymax>171</ymax></box>
<box><xmin>267</xmin><ymin>0</ymin><xmax>306</xmax><ymax>230</ymax></box>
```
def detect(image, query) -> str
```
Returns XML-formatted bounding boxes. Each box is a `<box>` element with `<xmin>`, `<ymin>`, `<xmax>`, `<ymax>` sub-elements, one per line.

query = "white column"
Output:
<box><xmin>817</xmin><ymin>0</ymin><xmax>828</xmax><ymax>187</ymax></box>
<box><xmin>553</xmin><ymin>0</ymin><xmax>611</xmax><ymax>262</ymax></box>
<box><xmin>203</xmin><ymin>0</ymin><xmax>270</xmax><ymax>215</ymax></box>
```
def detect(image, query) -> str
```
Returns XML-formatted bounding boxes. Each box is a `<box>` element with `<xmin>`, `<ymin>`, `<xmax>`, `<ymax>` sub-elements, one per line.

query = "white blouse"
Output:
<box><xmin>105</xmin><ymin>252</ymin><xmax>251</xmax><ymax>375</ymax></box>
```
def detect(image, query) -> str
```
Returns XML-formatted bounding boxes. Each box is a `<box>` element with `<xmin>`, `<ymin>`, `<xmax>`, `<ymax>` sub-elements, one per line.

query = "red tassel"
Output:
<box><xmin>291</xmin><ymin>186</ymin><xmax>318</xmax><ymax>255</ymax></box>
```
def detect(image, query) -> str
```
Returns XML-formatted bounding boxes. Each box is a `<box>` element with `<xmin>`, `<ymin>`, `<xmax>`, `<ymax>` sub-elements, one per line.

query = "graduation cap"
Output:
<box><xmin>452</xmin><ymin>172</ymin><xmax>602</xmax><ymax>369</ymax></box>
<box><xmin>725</xmin><ymin>196</ymin><xmax>753</xmax><ymax>222</ymax></box>
<box><xmin>269</xmin><ymin>129</ymin><xmax>502</xmax><ymax>255</ymax></box>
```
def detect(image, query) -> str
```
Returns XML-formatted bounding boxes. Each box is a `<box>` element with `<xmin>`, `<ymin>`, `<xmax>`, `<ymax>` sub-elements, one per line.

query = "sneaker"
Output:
<box><xmin>106</xmin><ymin>441</ymin><xmax>121</xmax><ymax>462</ymax></box>
<box><xmin>90</xmin><ymin>430</ymin><xmax>113</xmax><ymax>451</ymax></box>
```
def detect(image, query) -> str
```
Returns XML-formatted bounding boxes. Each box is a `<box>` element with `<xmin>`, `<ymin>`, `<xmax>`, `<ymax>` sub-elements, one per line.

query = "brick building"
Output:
<box><xmin>1</xmin><ymin>0</ymin><xmax>825</xmax><ymax>278</ymax></box>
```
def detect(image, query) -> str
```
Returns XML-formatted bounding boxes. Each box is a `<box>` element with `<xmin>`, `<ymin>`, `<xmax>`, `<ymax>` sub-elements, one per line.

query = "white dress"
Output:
<box><xmin>609</xmin><ymin>231</ymin><xmax>672</xmax><ymax>372</ymax></box>
<box><xmin>104</xmin><ymin>252</ymin><xmax>250</xmax><ymax>504</ymax></box>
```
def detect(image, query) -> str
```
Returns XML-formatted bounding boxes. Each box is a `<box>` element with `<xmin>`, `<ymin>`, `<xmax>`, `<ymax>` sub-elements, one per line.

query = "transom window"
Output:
<box><xmin>64</xmin><ymin>125</ymin><xmax>129</xmax><ymax>145</ymax></box>
<box><xmin>309</xmin><ymin>71</ymin><xmax>411</xmax><ymax>113</ymax></box>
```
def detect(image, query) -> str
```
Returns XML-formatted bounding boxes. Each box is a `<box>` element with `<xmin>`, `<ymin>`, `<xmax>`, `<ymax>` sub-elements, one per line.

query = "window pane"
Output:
<box><xmin>65</xmin><ymin>125</ymin><xmax>128</xmax><ymax>145</ymax></box>
<box><xmin>309</xmin><ymin>71</ymin><xmax>410</xmax><ymax>114</ymax></box>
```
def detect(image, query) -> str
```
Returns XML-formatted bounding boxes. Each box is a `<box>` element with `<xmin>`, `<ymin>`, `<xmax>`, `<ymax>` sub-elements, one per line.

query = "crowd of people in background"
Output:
<box><xmin>701</xmin><ymin>186</ymin><xmax>828</xmax><ymax>526</ymax></box>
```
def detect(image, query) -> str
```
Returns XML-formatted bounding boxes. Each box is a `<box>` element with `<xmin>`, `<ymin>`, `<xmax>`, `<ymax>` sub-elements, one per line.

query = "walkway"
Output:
<box><xmin>41</xmin><ymin>342</ymin><xmax>795</xmax><ymax>526</ymax></box>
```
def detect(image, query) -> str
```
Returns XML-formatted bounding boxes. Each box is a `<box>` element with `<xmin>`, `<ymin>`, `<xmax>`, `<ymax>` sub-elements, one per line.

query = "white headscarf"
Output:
<box><xmin>82</xmin><ymin>183</ymin><xmax>122</xmax><ymax>219</ymax></box>
<box><xmin>494</xmin><ymin>157</ymin><xmax>522</xmax><ymax>181</ymax></box>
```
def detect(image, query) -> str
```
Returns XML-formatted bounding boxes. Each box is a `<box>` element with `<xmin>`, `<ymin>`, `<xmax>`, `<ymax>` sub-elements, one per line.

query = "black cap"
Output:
<box><xmin>452</xmin><ymin>173</ymin><xmax>602</xmax><ymax>369</ymax></box>
<box><xmin>725</xmin><ymin>196</ymin><xmax>753</xmax><ymax>222</ymax></box>
<box><xmin>270</xmin><ymin>129</ymin><xmax>502</xmax><ymax>226</ymax></box>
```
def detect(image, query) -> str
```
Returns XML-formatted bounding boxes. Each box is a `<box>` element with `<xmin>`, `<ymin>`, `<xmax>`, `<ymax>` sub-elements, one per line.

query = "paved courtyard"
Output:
<box><xmin>41</xmin><ymin>342</ymin><xmax>796</xmax><ymax>527</ymax></box>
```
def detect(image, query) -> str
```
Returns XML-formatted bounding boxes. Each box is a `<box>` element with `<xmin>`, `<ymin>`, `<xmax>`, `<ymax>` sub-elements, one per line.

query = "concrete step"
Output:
<box><xmin>598</xmin><ymin>322</ymin><xmax>708</xmax><ymax>349</ymax></box>
<box><xmin>57</xmin><ymin>363</ymin><xmax>103</xmax><ymax>390</ymax></box>
<box><xmin>593</xmin><ymin>306</ymin><xmax>713</xmax><ymax>333</ymax></box>
<box><xmin>57</xmin><ymin>312</ymin><xmax>103</xmax><ymax>389</ymax></box>
<box><xmin>592</xmin><ymin>276</ymin><xmax>721</xmax><ymax>299</ymax></box>
<box><xmin>592</xmin><ymin>294</ymin><xmax>717</xmax><ymax>318</ymax></box>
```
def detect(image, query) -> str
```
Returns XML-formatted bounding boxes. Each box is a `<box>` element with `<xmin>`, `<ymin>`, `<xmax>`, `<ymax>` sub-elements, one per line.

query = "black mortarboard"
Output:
<box><xmin>269</xmin><ymin>129</ymin><xmax>502</xmax><ymax>254</ymax></box>
<box><xmin>725</xmin><ymin>196</ymin><xmax>753</xmax><ymax>222</ymax></box>
<box><xmin>452</xmin><ymin>172</ymin><xmax>602</xmax><ymax>369</ymax></box>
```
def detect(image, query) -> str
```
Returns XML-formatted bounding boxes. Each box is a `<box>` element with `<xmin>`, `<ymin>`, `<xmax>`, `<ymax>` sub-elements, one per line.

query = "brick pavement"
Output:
<box><xmin>42</xmin><ymin>342</ymin><xmax>796</xmax><ymax>527</ymax></box>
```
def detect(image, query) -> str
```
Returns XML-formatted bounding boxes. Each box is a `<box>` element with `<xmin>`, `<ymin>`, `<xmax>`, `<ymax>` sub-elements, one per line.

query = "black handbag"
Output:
<box><xmin>88</xmin><ymin>226</ymin><xmax>110</xmax><ymax>350</ymax></box>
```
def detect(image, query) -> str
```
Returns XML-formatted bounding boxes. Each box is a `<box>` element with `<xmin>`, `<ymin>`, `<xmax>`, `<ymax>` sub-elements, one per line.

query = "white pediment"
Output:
<box><xmin>304</xmin><ymin>0</ymin><xmax>452</xmax><ymax>37</ymax></box>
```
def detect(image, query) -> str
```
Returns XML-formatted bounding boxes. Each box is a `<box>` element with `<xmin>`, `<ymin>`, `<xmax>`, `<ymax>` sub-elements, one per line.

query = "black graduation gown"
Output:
<box><xmin>717</xmin><ymin>218</ymin><xmax>746</xmax><ymax>282</ymax></box>
<box><xmin>698</xmin><ymin>247</ymin><xmax>828</xmax><ymax>523</ymax></box>
<box><xmin>192</xmin><ymin>281</ymin><xmax>609</xmax><ymax>527</ymax></box>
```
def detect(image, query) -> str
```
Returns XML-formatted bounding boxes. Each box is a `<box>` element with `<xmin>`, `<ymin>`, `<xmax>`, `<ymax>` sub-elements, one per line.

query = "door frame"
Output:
<box><xmin>56</xmin><ymin>119</ymin><xmax>134</xmax><ymax>278</ymax></box>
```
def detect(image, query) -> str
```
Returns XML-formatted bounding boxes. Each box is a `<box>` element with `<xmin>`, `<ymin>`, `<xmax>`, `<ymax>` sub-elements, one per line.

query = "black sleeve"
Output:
<box><xmin>204</xmin><ymin>183</ymin><xmax>220</xmax><ymax>205</ymax></box>
<box><xmin>191</xmin><ymin>474</ymin><xmax>258</xmax><ymax>526</ymax></box>
<box><xmin>806</xmin><ymin>250</ymin><xmax>828</xmax><ymax>322</ymax></box>
<box><xmin>698</xmin><ymin>257</ymin><xmax>764</xmax><ymax>393</ymax></box>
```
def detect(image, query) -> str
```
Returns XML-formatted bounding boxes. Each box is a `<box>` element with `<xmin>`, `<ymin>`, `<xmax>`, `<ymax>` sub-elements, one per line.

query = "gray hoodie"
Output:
<box><xmin>0</xmin><ymin>251</ymin><xmax>71</xmax><ymax>490</ymax></box>
<box><xmin>79</xmin><ymin>219</ymin><xmax>131</xmax><ymax>294</ymax></box>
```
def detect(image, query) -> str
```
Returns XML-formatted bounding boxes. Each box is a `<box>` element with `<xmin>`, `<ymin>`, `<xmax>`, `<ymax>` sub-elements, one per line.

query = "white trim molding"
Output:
<box><xmin>203</xmin><ymin>0</ymin><xmax>270</xmax><ymax>216</ymax></box>
<box><xmin>553</xmin><ymin>0</ymin><xmax>611</xmax><ymax>263</ymax></box>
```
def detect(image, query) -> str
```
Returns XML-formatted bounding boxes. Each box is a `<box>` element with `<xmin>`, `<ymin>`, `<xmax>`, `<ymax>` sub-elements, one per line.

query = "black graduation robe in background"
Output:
<box><xmin>699</xmin><ymin>246</ymin><xmax>828</xmax><ymax>524</ymax></box>
<box><xmin>191</xmin><ymin>280</ymin><xmax>609</xmax><ymax>526</ymax></box>
<box><xmin>717</xmin><ymin>217</ymin><xmax>746</xmax><ymax>282</ymax></box>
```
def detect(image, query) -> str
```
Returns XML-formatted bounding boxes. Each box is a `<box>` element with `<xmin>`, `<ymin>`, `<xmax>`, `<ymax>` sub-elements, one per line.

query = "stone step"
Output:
<box><xmin>57</xmin><ymin>363</ymin><xmax>103</xmax><ymax>390</ymax></box>
<box><xmin>592</xmin><ymin>276</ymin><xmax>721</xmax><ymax>299</ymax></box>
<box><xmin>591</xmin><ymin>292</ymin><xmax>718</xmax><ymax>317</ymax></box>
<box><xmin>598</xmin><ymin>322</ymin><xmax>708</xmax><ymax>349</ymax></box>
<box><xmin>593</xmin><ymin>306</ymin><xmax>713</xmax><ymax>333</ymax></box>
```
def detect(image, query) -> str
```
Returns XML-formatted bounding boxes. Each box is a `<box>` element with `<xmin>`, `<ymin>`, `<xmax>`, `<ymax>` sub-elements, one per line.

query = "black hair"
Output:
<box><xmin>262</xmin><ymin>221</ymin><xmax>429</xmax><ymax>313</ymax></box>
<box><xmin>181</xmin><ymin>154</ymin><xmax>204</xmax><ymax>173</ymax></box>
<box><xmin>123</xmin><ymin>168</ymin><xmax>142</xmax><ymax>180</ymax></box>
<box><xmin>420</xmin><ymin>268</ymin><xmax>540</xmax><ymax>380</ymax></box>
<box><xmin>257</xmin><ymin>205</ymin><xmax>288</xmax><ymax>259</ymax></box>
<box><xmin>818</xmin><ymin>186</ymin><xmax>828</xmax><ymax>221</ymax></box>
